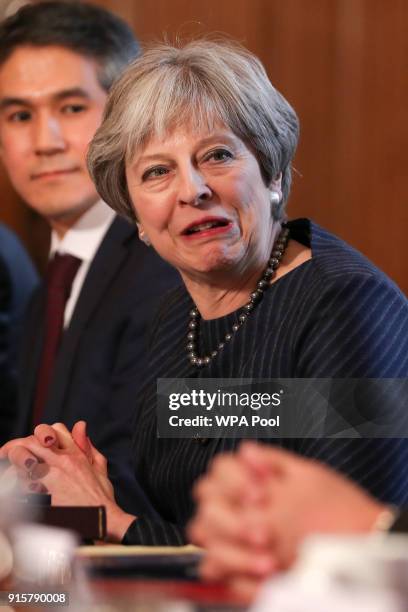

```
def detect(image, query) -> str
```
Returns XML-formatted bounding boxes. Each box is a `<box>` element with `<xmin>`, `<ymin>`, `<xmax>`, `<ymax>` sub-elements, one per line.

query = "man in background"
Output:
<box><xmin>0</xmin><ymin>1</ymin><xmax>179</xmax><ymax>515</ymax></box>
<box><xmin>0</xmin><ymin>224</ymin><xmax>38</xmax><ymax>444</ymax></box>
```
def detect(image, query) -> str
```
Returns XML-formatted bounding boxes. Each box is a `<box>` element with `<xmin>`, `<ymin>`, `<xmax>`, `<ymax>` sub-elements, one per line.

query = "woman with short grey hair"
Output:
<box><xmin>2</xmin><ymin>40</ymin><xmax>408</xmax><ymax>549</ymax></box>
<box><xmin>88</xmin><ymin>39</ymin><xmax>298</xmax><ymax>223</ymax></box>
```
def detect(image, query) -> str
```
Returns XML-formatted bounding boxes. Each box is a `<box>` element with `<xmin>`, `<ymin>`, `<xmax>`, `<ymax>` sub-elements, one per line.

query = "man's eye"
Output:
<box><xmin>8</xmin><ymin>110</ymin><xmax>31</xmax><ymax>122</ymax></box>
<box><xmin>204</xmin><ymin>148</ymin><xmax>233</xmax><ymax>163</ymax></box>
<box><xmin>142</xmin><ymin>166</ymin><xmax>169</xmax><ymax>181</ymax></box>
<box><xmin>62</xmin><ymin>104</ymin><xmax>87</xmax><ymax>114</ymax></box>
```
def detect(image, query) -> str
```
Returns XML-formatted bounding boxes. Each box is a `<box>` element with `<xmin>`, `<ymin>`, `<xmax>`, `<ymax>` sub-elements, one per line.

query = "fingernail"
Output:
<box><xmin>29</xmin><ymin>483</ymin><xmax>38</xmax><ymax>491</ymax></box>
<box><xmin>44</xmin><ymin>436</ymin><xmax>54</xmax><ymax>444</ymax></box>
<box><xmin>25</xmin><ymin>459</ymin><xmax>35</xmax><ymax>469</ymax></box>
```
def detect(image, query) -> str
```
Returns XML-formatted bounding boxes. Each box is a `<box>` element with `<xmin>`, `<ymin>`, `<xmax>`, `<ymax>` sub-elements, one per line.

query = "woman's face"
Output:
<box><xmin>125</xmin><ymin>126</ymin><xmax>282</xmax><ymax>283</ymax></box>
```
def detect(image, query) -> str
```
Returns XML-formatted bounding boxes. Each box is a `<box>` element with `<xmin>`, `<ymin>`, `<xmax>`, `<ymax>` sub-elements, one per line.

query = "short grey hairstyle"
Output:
<box><xmin>88</xmin><ymin>39</ymin><xmax>300</xmax><ymax>222</ymax></box>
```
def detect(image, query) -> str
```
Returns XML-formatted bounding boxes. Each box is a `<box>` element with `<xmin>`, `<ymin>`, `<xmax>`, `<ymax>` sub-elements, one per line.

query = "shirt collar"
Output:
<box><xmin>50</xmin><ymin>200</ymin><xmax>116</xmax><ymax>263</ymax></box>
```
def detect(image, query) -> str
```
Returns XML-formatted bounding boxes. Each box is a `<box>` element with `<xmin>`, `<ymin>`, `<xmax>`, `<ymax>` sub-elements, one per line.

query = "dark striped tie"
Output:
<box><xmin>32</xmin><ymin>253</ymin><xmax>81</xmax><ymax>426</ymax></box>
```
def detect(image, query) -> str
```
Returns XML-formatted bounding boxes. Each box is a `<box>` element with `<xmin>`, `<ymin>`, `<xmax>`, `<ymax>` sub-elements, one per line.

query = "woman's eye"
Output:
<box><xmin>142</xmin><ymin>166</ymin><xmax>169</xmax><ymax>181</ymax></box>
<box><xmin>204</xmin><ymin>148</ymin><xmax>233</xmax><ymax>163</ymax></box>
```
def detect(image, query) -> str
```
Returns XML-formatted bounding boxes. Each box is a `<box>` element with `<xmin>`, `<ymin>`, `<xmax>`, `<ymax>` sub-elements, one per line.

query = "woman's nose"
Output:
<box><xmin>177</xmin><ymin>167</ymin><xmax>212</xmax><ymax>206</ymax></box>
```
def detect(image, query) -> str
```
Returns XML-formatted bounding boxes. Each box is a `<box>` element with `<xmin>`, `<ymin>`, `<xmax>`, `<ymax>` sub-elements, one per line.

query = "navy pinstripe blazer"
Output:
<box><xmin>123</xmin><ymin>219</ymin><xmax>408</xmax><ymax>545</ymax></box>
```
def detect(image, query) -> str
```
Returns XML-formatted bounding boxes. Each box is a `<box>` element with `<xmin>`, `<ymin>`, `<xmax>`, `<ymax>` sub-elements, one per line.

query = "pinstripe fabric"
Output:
<box><xmin>123</xmin><ymin>219</ymin><xmax>408</xmax><ymax>545</ymax></box>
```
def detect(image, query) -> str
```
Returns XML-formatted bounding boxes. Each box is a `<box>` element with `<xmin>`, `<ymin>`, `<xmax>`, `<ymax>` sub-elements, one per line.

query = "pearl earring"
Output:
<box><xmin>270</xmin><ymin>191</ymin><xmax>281</xmax><ymax>206</ymax></box>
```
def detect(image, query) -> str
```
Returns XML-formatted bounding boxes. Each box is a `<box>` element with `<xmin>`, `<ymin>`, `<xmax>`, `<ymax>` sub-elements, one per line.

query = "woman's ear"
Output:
<box><xmin>269</xmin><ymin>173</ymin><xmax>283</xmax><ymax>205</ymax></box>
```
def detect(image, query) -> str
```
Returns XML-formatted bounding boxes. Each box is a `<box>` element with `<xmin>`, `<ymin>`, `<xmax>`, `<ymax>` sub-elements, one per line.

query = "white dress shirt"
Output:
<box><xmin>49</xmin><ymin>200</ymin><xmax>116</xmax><ymax>328</ymax></box>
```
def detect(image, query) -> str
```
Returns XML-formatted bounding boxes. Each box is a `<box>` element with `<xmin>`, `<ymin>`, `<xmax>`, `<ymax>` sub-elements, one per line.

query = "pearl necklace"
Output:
<box><xmin>186</xmin><ymin>226</ymin><xmax>290</xmax><ymax>368</ymax></box>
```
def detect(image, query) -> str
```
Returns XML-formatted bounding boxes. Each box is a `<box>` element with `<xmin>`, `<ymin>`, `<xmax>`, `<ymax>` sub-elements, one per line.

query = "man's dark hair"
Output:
<box><xmin>0</xmin><ymin>1</ymin><xmax>139</xmax><ymax>91</ymax></box>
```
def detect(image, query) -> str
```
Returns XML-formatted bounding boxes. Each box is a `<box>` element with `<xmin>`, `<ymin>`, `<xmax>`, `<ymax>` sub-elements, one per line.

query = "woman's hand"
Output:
<box><xmin>0</xmin><ymin>421</ymin><xmax>104</xmax><ymax>496</ymax></box>
<box><xmin>189</xmin><ymin>442</ymin><xmax>387</xmax><ymax>602</ymax></box>
<box><xmin>189</xmin><ymin>445</ymin><xmax>278</xmax><ymax>602</ymax></box>
<box><xmin>0</xmin><ymin>422</ymin><xmax>136</xmax><ymax>541</ymax></box>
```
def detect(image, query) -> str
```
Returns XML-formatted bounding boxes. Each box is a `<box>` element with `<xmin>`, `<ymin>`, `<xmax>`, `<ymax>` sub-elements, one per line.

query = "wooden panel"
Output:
<box><xmin>0</xmin><ymin>0</ymin><xmax>406</xmax><ymax>292</ymax></box>
<box><xmin>0</xmin><ymin>164</ymin><xmax>49</xmax><ymax>273</ymax></box>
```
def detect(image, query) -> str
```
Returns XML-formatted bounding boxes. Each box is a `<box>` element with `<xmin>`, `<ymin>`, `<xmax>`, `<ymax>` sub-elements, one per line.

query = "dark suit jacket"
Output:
<box><xmin>14</xmin><ymin>216</ymin><xmax>180</xmax><ymax>516</ymax></box>
<box><xmin>0</xmin><ymin>224</ymin><xmax>38</xmax><ymax>444</ymax></box>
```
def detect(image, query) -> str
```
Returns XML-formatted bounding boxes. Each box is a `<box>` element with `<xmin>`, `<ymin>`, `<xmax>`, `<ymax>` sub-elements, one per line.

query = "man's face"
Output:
<box><xmin>0</xmin><ymin>45</ymin><xmax>108</xmax><ymax>230</ymax></box>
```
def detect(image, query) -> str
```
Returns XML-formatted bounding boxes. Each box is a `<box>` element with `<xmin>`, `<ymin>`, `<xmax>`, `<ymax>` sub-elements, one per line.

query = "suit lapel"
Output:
<box><xmin>42</xmin><ymin>216</ymin><xmax>136</xmax><ymax>423</ymax></box>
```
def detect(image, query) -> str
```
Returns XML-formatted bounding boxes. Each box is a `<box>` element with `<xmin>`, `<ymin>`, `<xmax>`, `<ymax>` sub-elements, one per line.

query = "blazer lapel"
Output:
<box><xmin>42</xmin><ymin>216</ymin><xmax>136</xmax><ymax>423</ymax></box>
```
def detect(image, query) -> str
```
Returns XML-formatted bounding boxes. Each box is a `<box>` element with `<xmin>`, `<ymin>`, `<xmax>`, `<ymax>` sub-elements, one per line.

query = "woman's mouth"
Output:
<box><xmin>182</xmin><ymin>217</ymin><xmax>232</xmax><ymax>239</ymax></box>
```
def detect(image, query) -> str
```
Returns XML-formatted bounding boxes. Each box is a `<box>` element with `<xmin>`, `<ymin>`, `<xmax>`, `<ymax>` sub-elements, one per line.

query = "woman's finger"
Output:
<box><xmin>239</xmin><ymin>442</ymin><xmax>298</xmax><ymax>478</ymax></box>
<box><xmin>50</xmin><ymin>422</ymin><xmax>77</xmax><ymax>449</ymax></box>
<box><xmin>26</xmin><ymin>481</ymin><xmax>49</xmax><ymax>494</ymax></box>
<box><xmin>4</xmin><ymin>437</ymin><xmax>60</xmax><ymax>468</ymax></box>
<box><xmin>71</xmin><ymin>421</ymin><xmax>92</xmax><ymax>460</ymax></box>
<box><xmin>33</xmin><ymin>424</ymin><xmax>58</xmax><ymax>447</ymax></box>
<box><xmin>200</xmin><ymin>541</ymin><xmax>277</xmax><ymax>581</ymax></box>
<box><xmin>194</xmin><ymin>456</ymin><xmax>258</xmax><ymax>505</ymax></box>
<box><xmin>189</xmin><ymin>499</ymin><xmax>270</xmax><ymax>548</ymax></box>
<box><xmin>71</xmin><ymin>421</ymin><xmax>107</xmax><ymax>470</ymax></box>
<box><xmin>188</xmin><ymin>500</ymin><xmax>240</xmax><ymax>546</ymax></box>
<box><xmin>0</xmin><ymin>436</ymin><xmax>36</xmax><ymax>460</ymax></box>
<box><xmin>8</xmin><ymin>445</ymin><xmax>40</xmax><ymax>473</ymax></box>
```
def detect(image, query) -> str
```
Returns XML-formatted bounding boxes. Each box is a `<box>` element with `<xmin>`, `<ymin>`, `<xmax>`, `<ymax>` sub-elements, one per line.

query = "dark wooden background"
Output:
<box><xmin>1</xmin><ymin>0</ymin><xmax>407</xmax><ymax>293</ymax></box>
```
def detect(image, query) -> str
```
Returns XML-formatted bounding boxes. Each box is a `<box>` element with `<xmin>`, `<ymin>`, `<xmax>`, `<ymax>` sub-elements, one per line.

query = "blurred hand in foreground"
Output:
<box><xmin>189</xmin><ymin>442</ymin><xmax>386</xmax><ymax>601</ymax></box>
